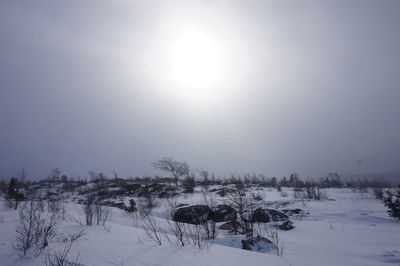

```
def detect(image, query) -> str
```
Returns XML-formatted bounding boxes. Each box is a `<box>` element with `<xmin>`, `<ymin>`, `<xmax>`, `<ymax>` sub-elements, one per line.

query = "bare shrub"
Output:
<box><xmin>141</xmin><ymin>213</ymin><xmax>163</xmax><ymax>245</ymax></box>
<box><xmin>358</xmin><ymin>187</ymin><xmax>369</xmax><ymax>199</ymax></box>
<box><xmin>6</xmin><ymin>177</ymin><xmax>26</xmax><ymax>209</ymax></box>
<box><xmin>198</xmin><ymin>169</ymin><xmax>210</xmax><ymax>189</ymax></box>
<box><xmin>267</xmin><ymin>223</ymin><xmax>283</xmax><ymax>256</ymax></box>
<box><xmin>251</xmin><ymin>193</ymin><xmax>263</xmax><ymax>201</ymax></box>
<box><xmin>182</xmin><ymin>174</ymin><xmax>196</xmax><ymax>193</ymax></box>
<box><xmin>37</xmin><ymin>199</ymin><xmax>45</xmax><ymax>213</ymax></box>
<box><xmin>186</xmin><ymin>224</ymin><xmax>210</xmax><ymax>249</ymax></box>
<box><xmin>48</xmin><ymin>199</ymin><xmax>62</xmax><ymax>214</ymax></box>
<box><xmin>304</xmin><ymin>186</ymin><xmax>327</xmax><ymax>200</ymax></box>
<box><xmin>202</xmin><ymin>191</ymin><xmax>218</xmax><ymax>239</ymax></box>
<box><xmin>60</xmin><ymin>228</ymin><xmax>86</xmax><ymax>243</ymax></box>
<box><xmin>94</xmin><ymin>204</ymin><xmax>111</xmax><ymax>227</ymax></box>
<box><xmin>37</xmin><ymin>212</ymin><xmax>58</xmax><ymax>250</ymax></box>
<box><xmin>165</xmin><ymin>200</ymin><xmax>187</xmax><ymax>247</ymax></box>
<box><xmin>202</xmin><ymin>220</ymin><xmax>217</xmax><ymax>240</ymax></box>
<box><xmin>137</xmin><ymin>195</ymin><xmax>158</xmax><ymax>218</ymax></box>
<box><xmin>166</xmin><ymin>219</ymin><xmax>187</xmax><ymax>247</ymax></box>
<box><xmin>81</xmin><ymin>195</ymin><xmax>111</xmax><ymax>228</ymax></box>
<box><xmin>14</xmin><ymin>200</ymin><xmax>60</xmax><ymax>256</ymax></box>
<box><xmin>59</xmin><ymin>204</ymin><xmax>67</xmax><ymax>221</ymax></box>
<box><xmin>82</xmin><ymin>196</ymin><xmax>94</xmax><ymax>226</ymax></box>
<box><xmin>225</xmin><ymin>183</ymin><xmax>254</xmax><ymax>235</ymax></box>
<box><xmin>45</xmin><ymin>241</ymin><xmax>81</xmax><ymax>266</ymax></box>
<box><xmin>253</xmin><ymin>222</ymin><xmax>283</xmax><ymax>256</ymax></box>
<box><xmin>372</xmin><ymin>187</ymin><xmax>384</xmax><ymax>200</ymax></box>
<box><xmin>14</xmin><ymin>201</ymin><xmax>42</xmax><ymax>256</ymax></box>
<box><xmin>293</xmin><ymin>188</ymin><xmax>305</xmax><ymax>199</ymax></box>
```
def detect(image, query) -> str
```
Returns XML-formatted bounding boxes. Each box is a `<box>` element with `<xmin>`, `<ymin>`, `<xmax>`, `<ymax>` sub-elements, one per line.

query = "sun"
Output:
<box><xmin>169</xmin><ymin>30</ymin><xmax>222</xmax><ymax>93</ymax></box>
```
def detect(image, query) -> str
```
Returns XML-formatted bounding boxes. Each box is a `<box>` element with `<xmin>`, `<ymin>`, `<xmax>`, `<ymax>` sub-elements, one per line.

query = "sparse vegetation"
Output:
<box><xmin>383</xmin><ymin>188</ymin><xmax>400</xmax><ymax>219</ymax></box>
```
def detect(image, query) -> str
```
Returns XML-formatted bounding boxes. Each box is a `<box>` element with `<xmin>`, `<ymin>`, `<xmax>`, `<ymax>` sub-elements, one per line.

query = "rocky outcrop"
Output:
<box><xmin>252</xmin><ymin>208</ymin><xmax>289</xmax><ymax>223</ymax></box>
<box><xmin>172</xmin><ymin>205</ymin><xmax>210</xmax><ymax>224</ymax></box>
<box><xmin>210</xmin><ymin>205</ymin><xmax>236</xmax><ymax>222</ymax></box>
<box><xmin>279</xmin><ymin>220</ymin><xmax>294</xmax><ymax>230</ymax></box>
<box><xmin>241</xmin><ymin>236</ymin><xmax>275</xmax><ymax>253</ymax></box>
<box><xmin>219</xmin><ymin>220</ymin><xmax>242</xmax><ymax>231</ymax></box>
<box><xmin>281</xmin><ymin>208</ymin><xmax>306</xmax><ymax>216</ymax></box>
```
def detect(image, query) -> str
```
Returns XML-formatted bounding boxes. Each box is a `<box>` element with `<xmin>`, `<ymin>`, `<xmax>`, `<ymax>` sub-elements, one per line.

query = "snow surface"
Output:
<box><xmin>0</xmin><ymin>188</ymin><xmax>399</xmax><ymax>266</ymax></box>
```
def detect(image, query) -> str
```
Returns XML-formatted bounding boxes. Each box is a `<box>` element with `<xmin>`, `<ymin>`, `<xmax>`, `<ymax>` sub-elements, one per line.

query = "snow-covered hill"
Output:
<box><xmin>0</xmin><ymin>187</ymin><xmax>399</xmax><ymax>266</ymax></box>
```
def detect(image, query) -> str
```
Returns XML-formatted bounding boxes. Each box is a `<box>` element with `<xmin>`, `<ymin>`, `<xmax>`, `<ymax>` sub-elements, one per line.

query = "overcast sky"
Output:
<box><xmin>1</xmin><ymin>0</ymin><xmax>400</xmax><ymax>180</ymax></box>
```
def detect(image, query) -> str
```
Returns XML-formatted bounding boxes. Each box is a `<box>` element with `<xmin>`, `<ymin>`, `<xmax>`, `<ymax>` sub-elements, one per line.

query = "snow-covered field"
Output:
<box><xmin>0</xmin><ymin>188</ymin><xmax>399</xmax><ymax>266</ymax></box>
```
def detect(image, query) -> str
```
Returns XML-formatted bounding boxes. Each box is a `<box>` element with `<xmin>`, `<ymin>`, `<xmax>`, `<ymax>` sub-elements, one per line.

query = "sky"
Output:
<box><xmin>0</xmin><ymin>0</ymin><xmax>400</xmax><ymax>180</ymax></box>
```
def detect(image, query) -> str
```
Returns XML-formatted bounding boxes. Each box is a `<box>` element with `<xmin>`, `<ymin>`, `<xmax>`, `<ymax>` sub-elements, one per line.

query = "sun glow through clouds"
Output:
<box><xmin>170</xmin><ymin>31</ymin><xmax>222</xmax><ymax>90</ymax></box>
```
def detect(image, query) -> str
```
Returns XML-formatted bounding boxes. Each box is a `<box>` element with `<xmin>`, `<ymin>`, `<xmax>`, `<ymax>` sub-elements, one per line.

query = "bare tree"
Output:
<box><xmin>153</xmin><ymin>157</ymin><xmax>189</xmax><ymax>188</ymax></box>
<box><xmin>18</xmin><ymin>167</ymin><xmax>27</xmax><ymax>184</ymax></box>
<box><xmin>50</xmin><ymin>168</ymin><xmax>61</xmax><ymax>180</ymax></box>
<box><xmin>6</xmin><ymin>177</ymin><xmax>25</xmax><ymax>209</ymax></box>
<box><xmin>198</xmin><ymin>169</ymin><xmax>210</xmax><ymax>189</ymax></box>
<box><xmin>182</xmin><ymin>173</ymin><xmax>196</xmax><ymax>193</ymax></box>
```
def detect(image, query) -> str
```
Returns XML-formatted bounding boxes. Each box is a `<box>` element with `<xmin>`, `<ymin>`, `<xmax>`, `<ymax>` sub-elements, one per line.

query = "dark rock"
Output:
<box><xmin>102</xmin><ymin>201</ymin><xmax>127</xmax><ymax>211</ymax></box>
<box><xmin>176</xmin><ymin>203</ymin><xmax>189</xmax><ymax>208</ymax></box>
<box><xmin>219</xmin><ymin>220</ymin><xmax>242</xmax><ymax>231</ymax></box>
<box><xmin>252</xmin><ymin>208</ymin><xmax>289</xmax><ymax>223</ymax></box>
<box><xmin>172</xmin><ymin>205</ymin><xmax>210</xmax><ymax>224</ymax></box>
<box><xmin>125</xmin><ymin>184</ymin><xmax>142</xmax><ymax>192</ymax></box>
<box><xmin>210</xmin><ymin>205</ymin><xmax>236</xmax><ymax>222</ymax></box>
<box><xmin>215</xmin><ymin>187</ymin><xmax>236</xmax><ymax>197</ymax></box>
<box><xmin>241</xmin><ymin>236</ymin><xmax>275</xmax><ymax>253</ymax></box>
<box><xmin>281</xmin><ymin>208</ymin><xmax>306</xmax><ymax>216</ymax></box>
<box><xmin>279</xmin><ymin>220</ymin><xmax>294</xmax><ymax>230</ymax></box>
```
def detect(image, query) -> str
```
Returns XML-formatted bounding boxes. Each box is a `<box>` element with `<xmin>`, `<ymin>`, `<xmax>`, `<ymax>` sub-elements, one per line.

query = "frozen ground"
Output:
<box><xmin>0</xmin><ymin>188</ymin><xmax>399</xmax><ymax>266</ymax></box>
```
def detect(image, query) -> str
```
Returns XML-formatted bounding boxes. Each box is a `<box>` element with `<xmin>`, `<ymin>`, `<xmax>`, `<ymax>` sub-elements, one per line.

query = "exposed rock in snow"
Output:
<box><xmin>241</xmin><ymin>236</ymin><xmax>276</xmax><ymax>253</ymax></box>
<box><xmin>219</xmin><ymin>220</ymin><xmax>242</xmax><ymax>231</ymax></box>
<box><xmin>210</xmin><ymin>205</ymin><xmax>236</xmax><ymax>222</ymax></box>
<box><xmin>252</xmin><ymin>208</ymin><xmax>289</xmax><ymax>223</ymax></box>
<box><xmin>279</xmin><ymin>220</ymin><xmax>294</xmax><ymax>230</ymax></box>
<box><xmin>173</xmin><ymin>205</ymin><xmax>210</xmax><ymax>224</ymax></box>
<box><xmin>281</xmin><ymin>208</ymin><xmax>307</xmax><ymax>217</ymax></box>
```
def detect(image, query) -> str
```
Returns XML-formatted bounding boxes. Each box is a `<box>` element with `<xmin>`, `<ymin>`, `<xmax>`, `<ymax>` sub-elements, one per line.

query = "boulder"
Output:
<box><xmin>210</xmin><ymin>205</ymin><xmax>236</xmax><ymax>222</ymax></box>
<box><xmin>241</xmin><ymin>236</ymin><xmax>275</xmax><ymax>253</ymax></box>
<box><xmin>281</xmin><ymin>208</ymin><xmax>306</xmax><ymax>216</ymax></box>
<box><xmin>172</xmin><ymin>205</ymin><xmax>210</xmax><ymax>224</ymax></box>
<box><xmin>279</xmin><ymin>220</ymin><xmax>294</xmax><ymax>230</ymax></box>
<box><xmin>219</xmin><ymin>220</ymin><xmax>242</xmax><ymax>231</ymax></box>
<box><xmin>252</xmin><ymin>208</ymin><xmax>289</xmax><ymax>223</ymax></box>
